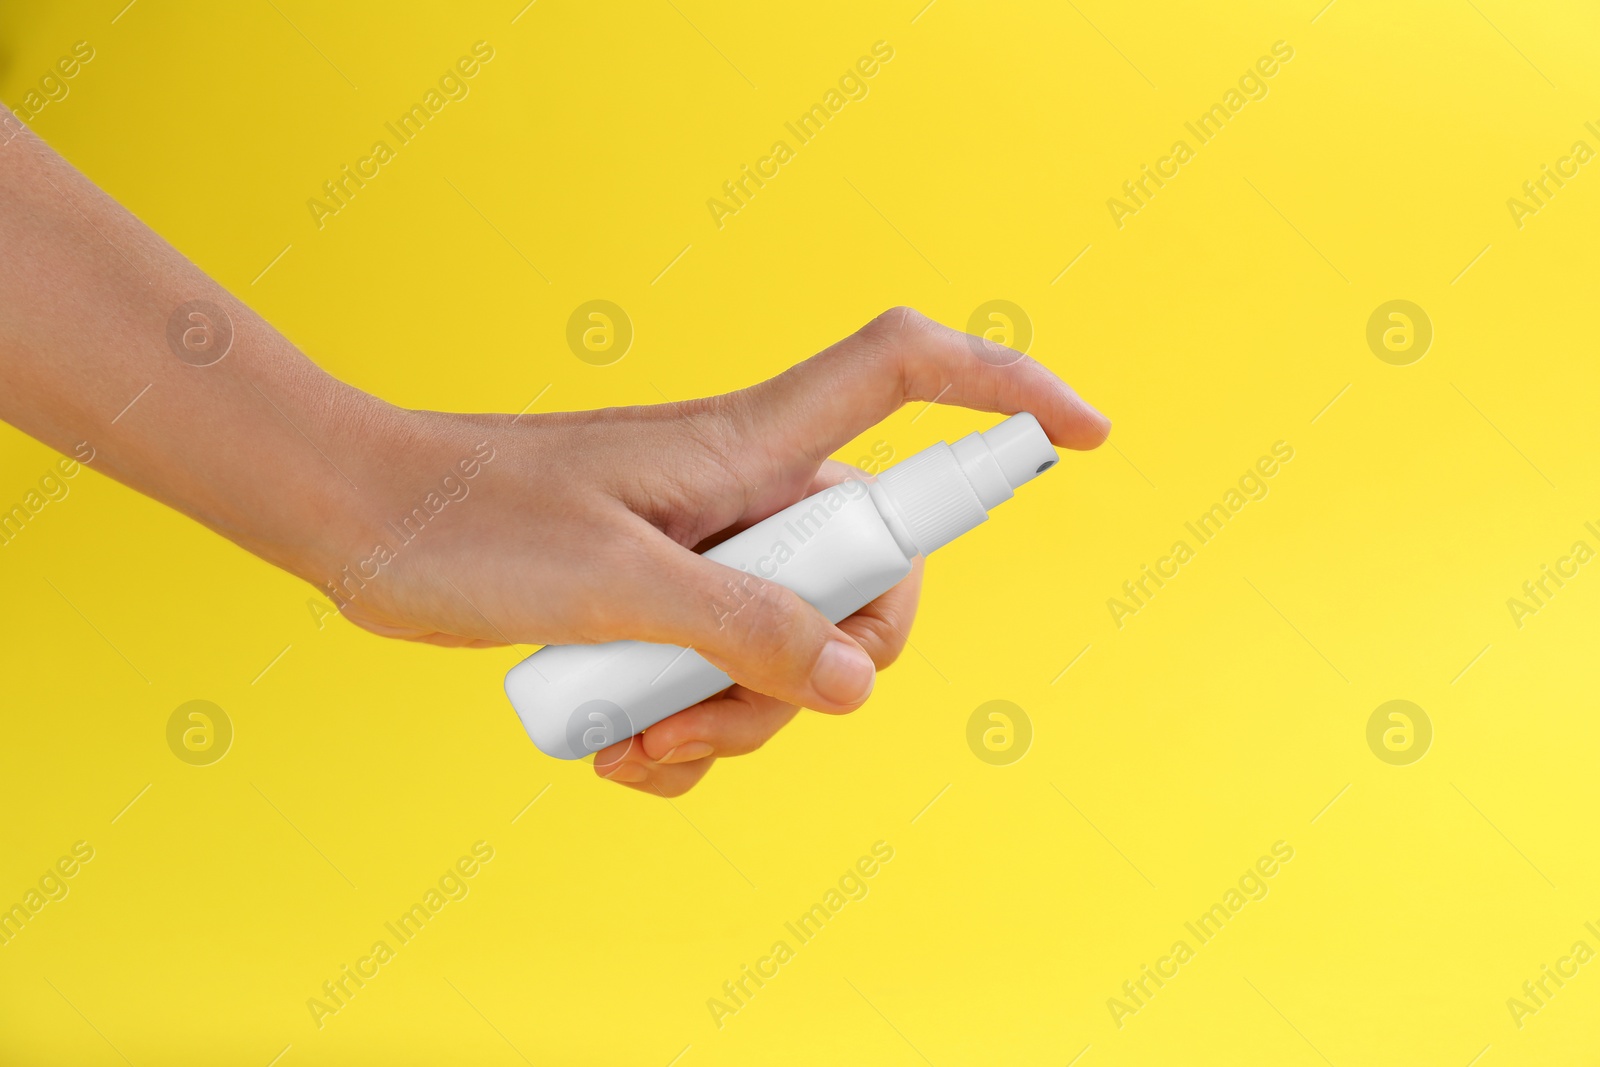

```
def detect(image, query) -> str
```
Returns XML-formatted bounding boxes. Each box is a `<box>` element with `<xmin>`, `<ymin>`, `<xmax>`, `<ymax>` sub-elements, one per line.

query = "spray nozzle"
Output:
<box><xmin>949</xmin><ymin>412</ymin><xmax>1057</xmax><ymax>511</ymax></box>
<box><xmin>874</xmin><ymin>413</ymin><xmax>1059</xmax><ymax>556</ymax></box>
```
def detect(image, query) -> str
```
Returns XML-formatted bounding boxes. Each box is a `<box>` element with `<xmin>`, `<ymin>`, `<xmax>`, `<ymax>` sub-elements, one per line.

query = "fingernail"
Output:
<box><xmin>600</xmin><ymin>763</ymin><xmax>647</xmax><ymax>783</ymax></box>
<box><xmin>657</xmin><ymin>741</ymin><xmax>714</xmax><ymax>765</ymax></box>
<box><xmin>1068</xmin><ymin>393</ymin><xmax>1112</xmax><ymax>439</ymax></box>
<box><xmin>1083</xmin><ymin>402</ymin><xmax>1112</xmax><ymax>437</ymax></box>
<box><xmin>812</xmin><ymin>639</ymin><xmax>876</xmax><ymax>706</ymax></box>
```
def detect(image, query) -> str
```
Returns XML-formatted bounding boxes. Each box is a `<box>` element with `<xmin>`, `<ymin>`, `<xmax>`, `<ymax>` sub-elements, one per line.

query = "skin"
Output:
<box><xmin>0</xmin><ymin>117</ymin><xmax>1111</xmax><ymax>796</ymax></box>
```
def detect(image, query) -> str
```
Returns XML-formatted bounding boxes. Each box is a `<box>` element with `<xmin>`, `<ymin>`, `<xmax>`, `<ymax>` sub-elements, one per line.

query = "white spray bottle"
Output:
<box><xmin>504</xmin><ymin>412</ymin><xmax>1058</xmax><ymax>759</ymax></box>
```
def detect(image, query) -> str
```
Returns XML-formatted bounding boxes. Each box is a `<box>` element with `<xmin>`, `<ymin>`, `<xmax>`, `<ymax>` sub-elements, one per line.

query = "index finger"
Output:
<box><xmin>733</xmin><ymin>306</ymin><xmax>1111</xmax><ymax>465</ymax></box>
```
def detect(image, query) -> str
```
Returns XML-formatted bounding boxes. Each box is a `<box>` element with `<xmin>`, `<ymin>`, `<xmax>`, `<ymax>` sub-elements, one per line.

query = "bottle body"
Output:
<box><xmin>506</xmin><ymin>479</ymin><xmax>915</xmax><ymax>759</ymax></box>
<box><xmin>504</xmin><ymin>412</ymin><xmax>1058</xmax><ymax>761</ymax></box>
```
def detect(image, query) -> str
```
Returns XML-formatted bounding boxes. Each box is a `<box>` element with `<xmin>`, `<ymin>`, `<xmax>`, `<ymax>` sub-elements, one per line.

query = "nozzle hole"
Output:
<box><xmin>1036</xmin><ymin>460</ymin><xmax>1056</xmax><ymax>473</ymax></box>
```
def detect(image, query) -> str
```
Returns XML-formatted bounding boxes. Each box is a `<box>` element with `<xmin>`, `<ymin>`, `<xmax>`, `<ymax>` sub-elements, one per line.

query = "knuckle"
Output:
<box><xmin>851</xmin><ymin>616</ymin><xmax>907</xmax><ymax>668</ymax></box>
<box><xmin>668</xmin><ymin>393</ymin><xmax>738</xmax><ymax>449</ymax></box>
<box><xmin>718</xmin><ymin>578</ymin><xmax>810</xmax><ymax>672</ymax></box>
<box><xmin>685</xmin><ymin>401</ymin><xmax>744</xmax><ymax>480</ymax></box>
<box><xmin>726</xmin><ymin>695</ymin><xmax>780</xmax><ymax>753</ymax></box>
<box><xmin>859</xmin><ymin>306</ymin><xmax>923</xmax><ymax>347</ymax></box>
<box><xmin>847</xmin><ymin>308</ymin><xmax>923</xmax><ymax>398</ymax></box>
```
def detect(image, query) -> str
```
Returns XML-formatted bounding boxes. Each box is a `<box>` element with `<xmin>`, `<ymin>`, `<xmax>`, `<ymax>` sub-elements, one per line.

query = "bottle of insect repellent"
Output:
<box><xmin>505</xmin><ymin>412</ymin><xmax>1059</xmax><ymax>759</ymax></box>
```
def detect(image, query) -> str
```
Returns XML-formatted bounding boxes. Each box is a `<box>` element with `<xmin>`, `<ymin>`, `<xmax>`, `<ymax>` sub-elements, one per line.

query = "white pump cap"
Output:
<box><xmin>979</xmin><ymin>412</ymin><xmax>1058</xmax><ymax>489</ymax></box>
<box><xmin>875</xmin><ymin>412</ymin><xmax>1057</xmax><ymax>555</ymax></box>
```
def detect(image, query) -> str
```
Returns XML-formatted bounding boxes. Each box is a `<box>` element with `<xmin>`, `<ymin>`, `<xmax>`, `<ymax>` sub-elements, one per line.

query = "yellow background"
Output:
<box><xmin>3</xmin><ymin>1</ymin><xmax>1598</xmax><ymax>1063</ymax></box>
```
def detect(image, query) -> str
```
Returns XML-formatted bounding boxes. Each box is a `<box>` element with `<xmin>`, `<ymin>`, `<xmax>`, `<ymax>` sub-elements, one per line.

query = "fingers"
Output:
<box><xmin>647</xmin><ymin>691</ymin><xmax>801</xmax><ymax>761</ymax></box>
<box><xmin>593</xmin><ymin>559</ymin><xmax>924</xmax><ymax>796</ymax></box>
<box><xmin>592</xmin><ymin>691</ymin><xmax>794</xmax><ymax>798</ymax></box>
<box><xmin>594</xmin><ymin>743</ymin><xmax>716</xmax><ymax>798</ymax></box>
<box><xmin>733</xmin><ymin>306</ymin><xmax>1111</xmax><ymax>466</ymax></box>
<box><xmin>831</xmin><ymin>556</ymin><xmax>923</xmax><ymax>702</ymax></box>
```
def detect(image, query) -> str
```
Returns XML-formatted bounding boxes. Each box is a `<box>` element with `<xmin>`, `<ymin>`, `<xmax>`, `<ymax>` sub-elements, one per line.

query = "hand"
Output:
<box><xmin>0</xmin><ymin>130</ymin><xmax>1109</xmax><ymax>797</ymax></box>
<box><xmin>312</xmin><ymin>308</ymin><xmax>1110</xmax><ymax>795</ymax></box>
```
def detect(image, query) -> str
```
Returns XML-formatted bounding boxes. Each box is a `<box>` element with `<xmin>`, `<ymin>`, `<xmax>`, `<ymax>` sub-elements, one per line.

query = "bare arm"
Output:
<box><xmin>0</xmin><ymin>119</ymin><xmax>1111</xmax><ymax>794</ymax></box>
<box><xmin>0</xmin><ymin>120</ymin><xmax>390</xmax><ymax>578</ymax></box>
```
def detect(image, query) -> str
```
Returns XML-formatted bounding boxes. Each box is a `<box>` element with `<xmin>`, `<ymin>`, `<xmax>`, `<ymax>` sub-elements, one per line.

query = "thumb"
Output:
<box><xmin>618</xmin><ymin>526</ymin><xmax>878</xmax><ymax>714</ymax></box>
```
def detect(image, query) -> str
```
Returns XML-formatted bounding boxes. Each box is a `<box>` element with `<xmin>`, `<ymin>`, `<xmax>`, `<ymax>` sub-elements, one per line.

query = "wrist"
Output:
<box><xmin>280</xmin><ymin>402</ymin><xmax>508</xmax><ymax>610</ymax></box>
<box><xmin>204</xmin><ymin>377</ymin><xmax>409</xmax><ymax>592</ymax></box>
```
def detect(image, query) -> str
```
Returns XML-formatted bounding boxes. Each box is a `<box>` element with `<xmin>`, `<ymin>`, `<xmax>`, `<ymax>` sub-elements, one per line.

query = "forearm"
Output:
<box><xmin>0</xmin><ymin>123</ymin><xmax>399</xmax><ymax>581</ymax></box>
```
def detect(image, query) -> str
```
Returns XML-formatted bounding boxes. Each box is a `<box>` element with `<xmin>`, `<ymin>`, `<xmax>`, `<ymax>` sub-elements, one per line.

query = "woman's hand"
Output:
<box><xmin>0</xmin><ymin>126</ymin><xmax>1109</xmax><ymax>796</ymax></box>
<box><xmin>317</xmin><ymin>308</ymin><xmax>1110</xmax><ymax>795</ymax></box>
